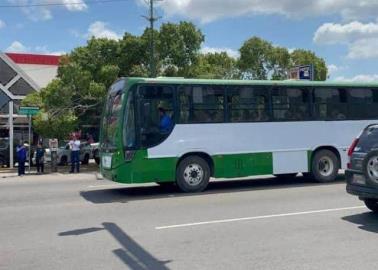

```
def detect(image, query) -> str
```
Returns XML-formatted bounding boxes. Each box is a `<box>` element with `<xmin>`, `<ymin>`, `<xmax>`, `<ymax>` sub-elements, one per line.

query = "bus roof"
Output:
<box><xmin>126</xmin><ymin>77</ymin><xmax>378</xmax><ymax>88</ymax></box>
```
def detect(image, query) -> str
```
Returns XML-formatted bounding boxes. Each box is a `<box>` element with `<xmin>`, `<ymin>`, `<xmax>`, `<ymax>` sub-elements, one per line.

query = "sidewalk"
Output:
<box><xmin>0</xmin><ymin>162</ymin><xmax>100</xmax><ymax>179</ymax></box>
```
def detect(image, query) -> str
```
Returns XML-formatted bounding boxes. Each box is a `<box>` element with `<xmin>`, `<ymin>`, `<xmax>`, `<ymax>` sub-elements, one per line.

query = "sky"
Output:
<box><xmin>1</xmin><ymin>0</ymin><xmax>378</xmax><ymax>81</ymax></box>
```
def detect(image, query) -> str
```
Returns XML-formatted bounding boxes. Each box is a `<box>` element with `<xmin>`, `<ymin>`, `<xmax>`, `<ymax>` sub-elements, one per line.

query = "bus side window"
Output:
<box><xmin>348</xmin><ymin>88</ymin><xmax>374</xmax><ymax>119</ymax></box>
<box><xmin>138</xmin><ymin>85</ymin><xmax>174</xmax><ymax>148</ymax></box>
<box><xmin>314</xmin><ymin>88</ymin><xmax>347</xmax><ymax>120</ymax></box>
<box><xmin>192</xmin><ymin>85</ymin><xmax>225</xmax><ymax>123</ymax></box>
<box><xmin>228</xmin><ymin>86</ymin><xmax>269</xmax><ymax>122</ymax></box>
<box><xmin>178</xmin><ymin>86</ymin><xmax>192</xmax><ymax>123</ymax></box>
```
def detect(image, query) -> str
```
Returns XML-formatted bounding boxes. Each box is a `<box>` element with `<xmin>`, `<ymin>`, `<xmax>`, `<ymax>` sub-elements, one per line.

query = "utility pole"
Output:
<box><xmin>143</xmin><ymin>0</ymin><xmax>162</xmax><ymax>78</ymax></box>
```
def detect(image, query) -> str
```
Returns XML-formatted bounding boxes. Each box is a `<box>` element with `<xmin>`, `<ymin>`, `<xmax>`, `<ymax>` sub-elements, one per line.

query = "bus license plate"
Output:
<box><xmin>102</xmin><ymin>155</ymin><xmax>112</xmax><ymax>168</ymax></box>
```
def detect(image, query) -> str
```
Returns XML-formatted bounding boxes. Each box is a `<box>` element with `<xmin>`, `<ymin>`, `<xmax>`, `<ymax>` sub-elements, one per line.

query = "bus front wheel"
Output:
<box><xmin>176</xmin><ymin>156</ymin><xmax>210</xmax><ymax>193</ymax></box>
<box><xmin>311</xmin><ymin>149</ymin><xmax>339</xmax><ymax>183</ymax></box>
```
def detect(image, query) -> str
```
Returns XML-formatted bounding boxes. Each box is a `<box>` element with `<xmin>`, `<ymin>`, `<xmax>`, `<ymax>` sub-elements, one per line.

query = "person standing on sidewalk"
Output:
<box><xmin>36</xmin><ymin>142</ymin><xmax>45</xmax><ymax>174</ymax></box>
<box><xmin>69</xmin><ymin>135</ymin><xmax>80</xmax><ymax>173</ymax></box>
<box><xmin>16</xmin><ymin>141</ymin><xmax>27</xmax><ymax>176</ymax></box>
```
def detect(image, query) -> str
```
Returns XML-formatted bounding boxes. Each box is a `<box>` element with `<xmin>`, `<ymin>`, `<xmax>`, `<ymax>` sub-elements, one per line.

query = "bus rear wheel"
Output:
<box><xmin>311</xmin><ymin>149</ymin><xmax>339</xmax><ymax>183</ymax></box>
<box><xmin>176</xmin><ymin>156</ymin><xmax>210</xmax><ymax>193</ymax></box>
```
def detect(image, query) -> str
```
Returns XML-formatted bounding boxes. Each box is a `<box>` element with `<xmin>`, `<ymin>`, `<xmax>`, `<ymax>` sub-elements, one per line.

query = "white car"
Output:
<box><xmin>33</xmin><ymin>141</ymin><xmax>92</xmax><ymax>165</ymax></box>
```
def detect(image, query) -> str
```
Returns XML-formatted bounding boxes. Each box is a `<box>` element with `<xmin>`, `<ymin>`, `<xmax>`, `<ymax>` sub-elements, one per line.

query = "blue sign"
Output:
<box><xmin>298</xmin><ymin>65</ymin><xmax>314</xmax><ymax>80</ymax></box>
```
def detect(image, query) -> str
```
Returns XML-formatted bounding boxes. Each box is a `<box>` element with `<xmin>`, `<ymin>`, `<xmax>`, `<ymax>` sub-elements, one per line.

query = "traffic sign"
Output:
<box><xmin>19</xmin><ymin>106</ymin><xmax>40</xmax><ymax>116</ymax></box>
<box><xmin>289</xmin><ymin>65</ymin><xmax>314</xmax><ymax>81</ymax></box>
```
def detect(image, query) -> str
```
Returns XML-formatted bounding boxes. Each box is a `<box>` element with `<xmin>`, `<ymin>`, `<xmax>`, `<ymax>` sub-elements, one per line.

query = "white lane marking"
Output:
<box><xmin>155</xmin><ymin>206</ymin><xmax>366</xmax><ymax>230</ymax></box>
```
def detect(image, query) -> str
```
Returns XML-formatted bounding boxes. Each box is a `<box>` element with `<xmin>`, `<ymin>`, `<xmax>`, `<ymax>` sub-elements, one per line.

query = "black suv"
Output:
<box><xmin>346</xmin><ymin>124</ymin><xmax>378</xmax><ymax>212</ymax></box>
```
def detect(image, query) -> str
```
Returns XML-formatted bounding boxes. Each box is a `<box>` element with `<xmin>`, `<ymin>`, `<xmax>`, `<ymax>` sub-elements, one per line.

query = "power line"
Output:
<box><xmin>0</xmin><ymin>0</ymin><xmax>130</xmax><ymax>8</ymax></box>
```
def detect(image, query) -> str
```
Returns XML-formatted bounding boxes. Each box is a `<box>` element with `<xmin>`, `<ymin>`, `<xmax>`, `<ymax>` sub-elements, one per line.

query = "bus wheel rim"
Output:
<box><xmin>183</xmin><ymin>164</ymin><xmax>203</xmax><ymax>186</ymax></box>
<box><xmin>367</xmin><ymin>156</ymin><xmax>378</xmax><ymax>182</ymax></box>
<box><xmin>318</xmin><ymin>156</ymin><xmax>334</xmax><ymax>177</ymax></box>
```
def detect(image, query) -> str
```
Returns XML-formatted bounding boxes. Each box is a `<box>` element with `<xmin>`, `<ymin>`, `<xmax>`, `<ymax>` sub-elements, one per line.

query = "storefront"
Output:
<box><xmin>0</xmin><ymin>52</ymin><xmax>60</xmax><ymax>166</ymax></box>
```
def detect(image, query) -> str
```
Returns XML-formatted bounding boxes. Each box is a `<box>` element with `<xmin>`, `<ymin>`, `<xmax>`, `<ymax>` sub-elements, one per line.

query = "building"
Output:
<box><xmin>0</xmin><ymin>52</ymin><xmax>60</xmax><ymax>139</ymax></box>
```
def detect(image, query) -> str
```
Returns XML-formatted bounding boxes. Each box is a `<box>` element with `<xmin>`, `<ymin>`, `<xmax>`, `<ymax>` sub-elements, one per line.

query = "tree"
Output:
<box><xmin>290</xmin><ymin>49</ymin><xmax>327</xmax><ymax>81</ymax></box>
<box><xmin>238</xmin><ymin>36</ymin><xmax>327</xmax><ymax>80</ymax></box>
<box><xmin>191</xmin><ymin>52</ymin><xmax>239</xmax><ymax>79</ymax></box>
<box><xmin>158</xmin><ymin>21</ymin><xmax>204</xmax><ymax>77</ymax></box>
<box><xmin>238</xmin><ymin>37</ymin><xmax>276</xmax><ymax>80</ymax></box>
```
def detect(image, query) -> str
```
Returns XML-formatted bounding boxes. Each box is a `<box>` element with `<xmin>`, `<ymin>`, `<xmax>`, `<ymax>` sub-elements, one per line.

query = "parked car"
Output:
<box><xmin>32</xmin><ymin>141</ymin><xmax>92</xmax><ymax>165</ymax></box>
<box><xmin>90</xmin><ymin>142</ymin><xmax>100</xmax><ymax>165</ymax></box>
<box><xmin>346</xmin><ymin>124</ymin><xmax>378</xmax><ymax>213</ymax></box>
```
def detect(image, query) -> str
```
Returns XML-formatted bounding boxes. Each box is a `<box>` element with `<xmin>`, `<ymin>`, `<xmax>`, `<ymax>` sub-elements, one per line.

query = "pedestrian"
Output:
<box><xmin>36</xmin><ymin>142</ymin><xmax>45</xmax><ymax>174</ymax></box>
<box><xmin>69</xmin><ymin>135</ymin><xmax>80</xmax><ymax>173</ymax></box>
<box><xmin>16</xmin><ymin>141</ymin><xmax>27</xmax><ymax>176</ymax></box>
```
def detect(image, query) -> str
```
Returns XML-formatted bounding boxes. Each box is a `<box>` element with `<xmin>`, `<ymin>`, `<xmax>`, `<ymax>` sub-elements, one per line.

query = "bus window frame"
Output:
<box><xmin>177</xmin><ymin>84</ymin><xmax>227</xmax><ymax>124</ymax></box>
<box><xmin>135</xmin><ymin>83</ymin><xmax>177</xmax><ymax>149</ymax></box>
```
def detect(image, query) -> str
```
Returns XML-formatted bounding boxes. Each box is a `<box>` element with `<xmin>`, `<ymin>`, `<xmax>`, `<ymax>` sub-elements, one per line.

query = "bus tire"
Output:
<box><xmin>176</xmin><ymin>156</ymin><xmax>210</xmax><ymax>193</ymax></box>
<box><xmin>311</xmin><ymin>149</ymin><xmax>339</xmax><ymax>183</ymax></box>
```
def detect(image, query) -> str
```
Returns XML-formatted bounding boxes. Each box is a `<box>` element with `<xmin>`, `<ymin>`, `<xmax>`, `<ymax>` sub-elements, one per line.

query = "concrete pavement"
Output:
<box><xmin>0</xmin><ymin>172</ymin><xmax>377</xmax><ymax>269</ymax></box>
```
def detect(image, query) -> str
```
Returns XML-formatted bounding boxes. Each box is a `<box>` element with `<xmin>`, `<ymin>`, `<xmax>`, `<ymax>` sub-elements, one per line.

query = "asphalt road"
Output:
<box><xmin>0</xmin><ymin>171</ymin><xmax>377</xmax><ymax>270</ymax></box>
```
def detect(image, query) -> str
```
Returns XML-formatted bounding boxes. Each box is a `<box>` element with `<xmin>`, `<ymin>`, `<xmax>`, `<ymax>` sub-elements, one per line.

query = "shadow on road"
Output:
<box><xmin>80</xmin><ymin>175</ymin><xmax>345</xmax><ymax>204</ymax></box>
<box><xmin>59</xmin><ymin>222</ymin><xmax>170</xmax><ymax>269</ymax></box>
<box><xmin>342</xmin><ymin>212</ymin><xmax>378</xmax><ymax>233</ymax></box>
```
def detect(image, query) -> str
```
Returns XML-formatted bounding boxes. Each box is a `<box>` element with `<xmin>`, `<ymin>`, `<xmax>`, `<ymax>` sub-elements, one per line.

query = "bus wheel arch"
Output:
<box><xmin>309</xmin><ymin>146</ymin><xmax>341</xmax><ymax>182</ymax></box>
<box><xmin>177</xmin><ymin>152</ymin><xmax>214</xmax><ymax>177</ymax></box>
<box><xmin>176</xmin><ymin>152</ymin><xmax>213</xmax><ymax>192</ymax></box>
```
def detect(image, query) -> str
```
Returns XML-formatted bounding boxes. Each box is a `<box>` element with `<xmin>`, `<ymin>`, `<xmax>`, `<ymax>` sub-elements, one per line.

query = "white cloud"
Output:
<box><xmin>334</xmin><ymin>74</ymin><xmax>378</xmax><ymax>82</ymax></box>
<box><xmin>86</xmin><ymin>21</ymin><xmax>122</xmax><ymax>40</ymax></box>
<box><xmin>158</xmin><ymin>0</ymin><xmax>378</xmax><ymax>23</ymax></box>
<box><xmin>327</xmin><ymin>64</ymin><xmax>339</xmax><ymax>75</ymax></box>
<box><xmin>6</xmin><ymin>41</ymin><xmax>28</xmax><ymax>52</ymax></box>
<box><xmin>314</xmin><ymin>21</ymin><xmax>378</xmax><ymax>44</ymax></box>
<box><xmin>7</xmin><ymin>0</ymin><xmax>87</xmax><ymax>21</ymax></box>
<box><xmin>347</xmin><ymin>38</ymin><xmax>378</xmax><ymax>59</ymax></box>
<box><xmin>61</xmin><ymin>0</ymin><xmax>87</xmax><ymax>11</ymax></box>
<box><xmin>201</xmin><ymin>46</ymin><xmax>239</xmax><ymax>58</ymax></box>
<box><xmin>5</xmin><ymin>41</ymin><xmax>65</xmax><ymax>55</ymax></box>
<box><xmin>34</xmin><ymin>45</ymin><xmax>65</xmax><ymax>55</ymax></box>
<box><xmin>0</xmin><ymin>20</ymin><xmax>5</xmax><ymax>29</ymax></box>
<box><xmin>314</xmin><ymin>21</ymin><xmax>378</xmax><ymax>59</ymax></box>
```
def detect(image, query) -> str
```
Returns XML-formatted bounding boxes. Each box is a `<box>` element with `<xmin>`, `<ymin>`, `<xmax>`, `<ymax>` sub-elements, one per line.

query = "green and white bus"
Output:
<box><xmin>100</xmin><ymin>77</ymin><xmax>378</xmax><ymax>192</ymax></box>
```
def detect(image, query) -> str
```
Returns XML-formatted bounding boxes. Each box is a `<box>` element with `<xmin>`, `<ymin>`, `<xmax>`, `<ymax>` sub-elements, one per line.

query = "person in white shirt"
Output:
<box><xmin>69</xmin><ymin>135</ymin><xmax>81</xmax><ymax>173</ymax></box>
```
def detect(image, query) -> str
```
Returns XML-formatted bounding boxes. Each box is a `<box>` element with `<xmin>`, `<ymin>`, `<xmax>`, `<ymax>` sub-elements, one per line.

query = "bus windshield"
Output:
<box><xmin>101</xmin><ymin>80</ymin><xmax>125</xmax><ymax>150</ymax></box>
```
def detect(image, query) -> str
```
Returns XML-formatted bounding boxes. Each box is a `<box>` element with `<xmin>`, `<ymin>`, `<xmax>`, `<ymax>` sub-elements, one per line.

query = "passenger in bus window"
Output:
<box><xmin>158</xmin><ymin>101</ymin><xmax>173</xmax><ymax>134</ymax></box>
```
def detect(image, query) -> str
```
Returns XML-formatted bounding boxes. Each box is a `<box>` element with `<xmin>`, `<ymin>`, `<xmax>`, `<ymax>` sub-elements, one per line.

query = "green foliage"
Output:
<box><xmin>32</xmin><ymin>110</ymin><xmax>77</xmax><ymax>140</ymax></box>
<box><xmin>238</xmin><ymin>36</ymin><xmax>327</xmax><ymax>81</ymax></box>
<box><xmin>192</xmin><ymin>52</ymin><xmax>238</xmax><ymax>79</ymax></box>
<box><xmin>21</xmin><ymin>91</ymin><xmax>43</xmax><ymax>108</ymax></box>
<box><xmin>158</xmin><ymin>21</ymin><xmax>205</xmax><ymax>77</ymax></box>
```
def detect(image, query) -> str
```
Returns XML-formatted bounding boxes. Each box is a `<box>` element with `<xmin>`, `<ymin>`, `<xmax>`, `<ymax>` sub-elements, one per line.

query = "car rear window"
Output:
<box><xmin>355</xmin><ymin>125</ymin><xmax>378</xmax><ymax>153</ymax></box>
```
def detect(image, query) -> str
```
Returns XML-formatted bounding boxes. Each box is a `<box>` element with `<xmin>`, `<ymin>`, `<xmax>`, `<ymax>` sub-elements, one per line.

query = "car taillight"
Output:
<box><xmin>347</xmin><ymin>138</ymin><xmax>359</xmax><ymax>169</ymax></box>
<box><xmin>348</xmin><ymin>138</ymin><xmax>359</xmax><ymax>157</ymax></box>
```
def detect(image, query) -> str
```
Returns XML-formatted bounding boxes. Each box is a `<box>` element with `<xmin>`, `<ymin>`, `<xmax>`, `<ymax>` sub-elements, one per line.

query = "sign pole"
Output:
<box><xmin>9</xmin><ymin>101</ymin><xmax>14</xmax><ymax>169</ymax></box>
<box><xmin>28</xmin><ymin>114</ymin><xmax>31</xmax><ymax>174</ymax></box>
